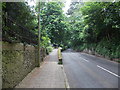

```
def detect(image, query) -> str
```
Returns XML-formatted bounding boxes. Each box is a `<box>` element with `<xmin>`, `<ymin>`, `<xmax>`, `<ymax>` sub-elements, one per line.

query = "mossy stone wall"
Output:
<box><xmin>2</xmin><ymin>42</ymin><xmax>37</xmax><ymax>88</ymax></box>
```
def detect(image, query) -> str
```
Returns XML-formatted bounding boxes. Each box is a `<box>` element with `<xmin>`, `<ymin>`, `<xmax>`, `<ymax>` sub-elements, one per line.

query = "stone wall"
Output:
<box><xmin>2</xmin><ymin>42</ymin><xmax>42</xmax><ymax>88</ymax></box>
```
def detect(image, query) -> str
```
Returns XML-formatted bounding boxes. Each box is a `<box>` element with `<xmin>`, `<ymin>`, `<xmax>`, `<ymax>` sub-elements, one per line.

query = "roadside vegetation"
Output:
<box><xmin>2</xmin><ymin>1</ymin><xmax>120</xmax><ymax>61</ymax></box>
<box><xmin>66</xmin><ymin>2</ymin><xmax>120</xmax><ymax>61</ymax></box>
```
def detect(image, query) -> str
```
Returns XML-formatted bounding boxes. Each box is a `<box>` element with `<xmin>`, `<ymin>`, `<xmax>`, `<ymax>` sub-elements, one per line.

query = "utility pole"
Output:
<box><xmin>37</xmin><ymin>0</ymin><xmax>41</xmax><ymax>67</ymax></box>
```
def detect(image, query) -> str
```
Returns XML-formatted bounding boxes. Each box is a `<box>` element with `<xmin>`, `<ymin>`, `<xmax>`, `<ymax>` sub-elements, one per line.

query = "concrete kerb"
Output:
<box><xmin>62</xmin><ymin>65</ymin><xmax>70</xmax><ymax>89</ymax></box>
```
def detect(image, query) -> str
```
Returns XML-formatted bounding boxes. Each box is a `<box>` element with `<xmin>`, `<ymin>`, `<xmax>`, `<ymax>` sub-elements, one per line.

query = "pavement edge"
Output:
<box><xmin>61</xmin><ymin>65</ymin><xmax>70</xmax><ymax>89</ymax></box>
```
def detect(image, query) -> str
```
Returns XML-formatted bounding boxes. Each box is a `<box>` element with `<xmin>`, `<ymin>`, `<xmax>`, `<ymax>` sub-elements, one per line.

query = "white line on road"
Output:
<box><xmin>97</xmin><ymin>65</ymin><xmax>120</xmax><ymax>78</ymax></box>
<box><xmin>80</xmin><ymin>57</ymin><xmax>89</xmax><ymax>62</ymax></box>
<box><xmin>83</xmin><ymin>59</ymin><xmax>89</xmax><ymax>62</ymax></box>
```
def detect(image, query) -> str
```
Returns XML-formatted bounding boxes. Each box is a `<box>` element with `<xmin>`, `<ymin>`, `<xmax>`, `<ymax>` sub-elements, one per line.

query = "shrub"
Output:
<box><xmin>46</xmin><ymin>46</ymin><xmax>53</xmax><ymax>54</ymax></box>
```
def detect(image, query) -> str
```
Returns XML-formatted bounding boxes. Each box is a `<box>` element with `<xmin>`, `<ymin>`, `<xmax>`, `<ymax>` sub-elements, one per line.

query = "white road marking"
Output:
<box><xmin>80</xmin><ymin>57</ymin><xmax>89</xmax><ymax>62</ymax></box>
<box><xmin>97</xmin><ymin>65</ymin><xmax>120</xmax><ymax>78</ymax></box>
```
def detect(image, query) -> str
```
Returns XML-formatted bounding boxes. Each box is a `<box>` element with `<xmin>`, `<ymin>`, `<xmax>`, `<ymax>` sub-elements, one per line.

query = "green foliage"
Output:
<box><xmin>94</xmin><ymin>39</ymin><xmax>120</xmax><ymax>59</ymax></box>
<box><xmin>3</xmin><ymin>2</ymin><xmax>120</xmax><ymax>60</ymax></box>
<box><xmin>46</xmin><ymin>46</ymin><xmax>53</xmax><ymax>54</ymax></box>
<box><xmin>2</xmin><ymin>2</ymin><xmax>38</xmax><ymax>44</ymax></box>
<box><xmin>4</xmin><ymin>2</ymin><xmax>37</xmax><ymax>29</ymax></box>
<box><xmin>66</xmin><ymin>2</ymin><xmax>120</xmax><ymax>59</ymax></box>
<box><xmin>41</xmin><ymin>36</ymin><xmax>50</xmax><ymax>47</ymax></box>
<box><xmin>36</xmin><ymin>2</ymin><xmax>69</xmax><ymax>48</ymax></box>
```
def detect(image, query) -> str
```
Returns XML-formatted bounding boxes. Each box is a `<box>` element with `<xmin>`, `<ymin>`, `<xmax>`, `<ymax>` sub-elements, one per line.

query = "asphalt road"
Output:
<box><xmin>62</xmin><ymin>49</ymin><xmax>120</xmax><ymax>88</ymax></box>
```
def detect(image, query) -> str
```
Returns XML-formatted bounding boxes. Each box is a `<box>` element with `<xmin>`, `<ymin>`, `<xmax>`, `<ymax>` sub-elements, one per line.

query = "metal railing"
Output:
<box><xmin>2</xmin><ymin>14</ymin><xmax>38</xmax><ymax>45</ymax></box>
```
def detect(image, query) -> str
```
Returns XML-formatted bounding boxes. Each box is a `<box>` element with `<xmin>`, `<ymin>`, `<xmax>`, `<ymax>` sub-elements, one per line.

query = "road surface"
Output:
<box><xmin>62</xmin><ymin>49</ymin><xmax>120</xmax><ymax>88</ymax></box>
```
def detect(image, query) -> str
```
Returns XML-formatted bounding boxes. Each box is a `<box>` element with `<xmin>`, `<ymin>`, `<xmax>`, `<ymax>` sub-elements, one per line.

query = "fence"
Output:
<box><xmin>2</xmin><ymin>14</ymin><xmax>38</xmax><ymax>45</ymax></box>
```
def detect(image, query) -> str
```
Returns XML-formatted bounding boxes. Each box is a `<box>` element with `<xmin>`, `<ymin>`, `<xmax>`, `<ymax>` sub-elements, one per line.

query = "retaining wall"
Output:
<box><xmin>2</xmin><ymin>42</ymin><xmax>45</xmax><ymax>88</ymax></box>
